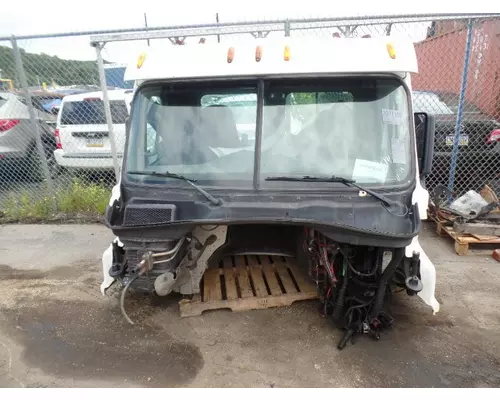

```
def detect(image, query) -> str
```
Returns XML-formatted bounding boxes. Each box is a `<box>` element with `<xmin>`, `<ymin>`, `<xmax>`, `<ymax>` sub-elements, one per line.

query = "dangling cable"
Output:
<box><xmin>121</xmin><ymin>274</ymin><xmax>140</xmax><ymax>325</ymax></box>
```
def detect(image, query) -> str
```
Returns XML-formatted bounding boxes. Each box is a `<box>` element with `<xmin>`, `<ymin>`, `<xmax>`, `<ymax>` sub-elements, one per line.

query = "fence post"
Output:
<box><xmin>10</xmin><ymin>36</ymin><xmax>56</xmax><ymax>209</ymax></box>
<box><xmin>447</xmin><ymin>19</ymin><xmax>473</xmax><ymax>200</ymax></box>
<box><xmin>94</xmin><ymin>42</ymin><xmax>121</xmax><ymax>182</ymax></box>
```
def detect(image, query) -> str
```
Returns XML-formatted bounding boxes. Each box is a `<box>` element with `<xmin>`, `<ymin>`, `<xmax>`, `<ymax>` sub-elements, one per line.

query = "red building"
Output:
<box><xmin>412</xmin><ymin>18</ymin><xmax>500</xmax><ymax>119</ymax></box>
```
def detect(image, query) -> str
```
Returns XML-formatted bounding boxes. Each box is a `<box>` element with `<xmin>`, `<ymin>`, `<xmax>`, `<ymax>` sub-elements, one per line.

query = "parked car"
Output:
<box><xmin>412</xmin><ymin>90</ymin><xmax>500</xmax><ymax>193</ymax></box>
<box><xmin>50</xmin><ymin>85</ymin><xmax>112</xmax><ymax>96</ymax></box>
<box><xmin>0</xmin><ymin>91</ymin><xmax>63</xmax><ymax>180</ymax></box>
<box><xmin>54</xmin><ymin>89</ymin><xmax>131</xmax><ymax>172</ymax></box>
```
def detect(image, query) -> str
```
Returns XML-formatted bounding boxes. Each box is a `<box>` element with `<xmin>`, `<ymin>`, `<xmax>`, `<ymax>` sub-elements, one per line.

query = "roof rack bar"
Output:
<box><xmin>1</xmin><ymin>13</ymin><xmax>498</xmax><ymax>43</ymax></box>
<box><xmin>87</xmin><ymin>13</ymin><xmax>500</xmax><ymax>45</ymax></box>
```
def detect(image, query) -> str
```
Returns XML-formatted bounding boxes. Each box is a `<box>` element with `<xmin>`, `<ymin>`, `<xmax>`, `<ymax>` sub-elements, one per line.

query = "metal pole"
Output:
<box><xmin>144</xmin><ymin>13</ymin><xmax>150</xmax><ymax>47</ymax></box>
<box><xmin>2</xmin><ymin>13</ymin><xmax>499</xmax><ymax>42</ymax></box>
<box><xmin>94</xmin><ymin>43</ymin><xmax>121</xmax><ymax>182</ymax></box>
<box><xmin>447</xmin><ymin>19</ymin><xmax>473</xmax><ymax>199</ymax></box>
<box><xmin>284</xmin><ymin>20</ymin><xmax>291</xmax><ymax>37</ymax></box>
<box><xmin>216</xmin><ymin>13</ymin><xmax>220</xmax><ymax>43</ymax></box>
<box><xmin>386</xmin><ymin>23</ymin><xmax>393</xmax><ymax>36</ymax></box>
<box><xmin>11</xmin><ymin>36</ymin><xmax>56</xmax><ymax>207</ymax></box>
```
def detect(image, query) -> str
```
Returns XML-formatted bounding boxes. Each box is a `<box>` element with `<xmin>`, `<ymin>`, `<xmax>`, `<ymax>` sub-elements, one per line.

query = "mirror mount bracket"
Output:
<box><xmin>414</xmin><ymin>112</ymin><xmax>436</xmax><ymax>178</ymax></box>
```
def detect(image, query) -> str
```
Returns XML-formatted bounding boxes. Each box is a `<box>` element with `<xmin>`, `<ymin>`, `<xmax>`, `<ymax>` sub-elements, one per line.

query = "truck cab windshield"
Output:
<box><xmin>126</xmin><ymin>77</ymin><xmax>412</xmax><ymax>188</ymax></box>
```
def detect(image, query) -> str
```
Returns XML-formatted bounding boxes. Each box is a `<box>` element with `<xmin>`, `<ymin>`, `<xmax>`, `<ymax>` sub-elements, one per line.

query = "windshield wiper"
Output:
<box><xmin>128</xmin><ymin>170</ymin><xmax>223</xmax><ymax>206</ymax></box>
<box><xmin>265</xmin><ymin>175</ymin><xmax>407</xmax><ymax>215</ymax></box>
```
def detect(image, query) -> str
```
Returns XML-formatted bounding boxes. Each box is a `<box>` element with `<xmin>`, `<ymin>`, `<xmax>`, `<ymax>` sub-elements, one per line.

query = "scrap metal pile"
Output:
<box><xmin>429</xmin><ymin>184</ymin><xmax>500</xmax><ymax>237</ymax></box>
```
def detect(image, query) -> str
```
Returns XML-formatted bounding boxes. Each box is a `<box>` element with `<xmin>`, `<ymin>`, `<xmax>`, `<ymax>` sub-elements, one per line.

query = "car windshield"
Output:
<box><xmin>432</xmin><ymin>92</ymin><xmax>484</xmax><ymax>114</ymax></box>
<box><xmin>413</xmin><ymin>92</ymin><xmax>455</xmax><ymax>115</ymax></box>
<box><xmin>126</xmin><ymin>77</ymin><xmax>412</xmax><ymax>188</ymax></box>
<box><xmin>31</xmin><ymin>96</ymin><xmax>63</xmax><ymax>113</ymax></box>
<box><xmin>412</xmin><ymin>90</ymin><xmax>486</xmax><ymax>115</ymax></box>
<box><xmin>201</xmin><ymin>94</ymin><xmax>257</xmax><ymax>125</ymax></box>
<box><xmin>60</xmin><ymin>99</ymin><xmax>128</xmax><ymax>125</ymax></box>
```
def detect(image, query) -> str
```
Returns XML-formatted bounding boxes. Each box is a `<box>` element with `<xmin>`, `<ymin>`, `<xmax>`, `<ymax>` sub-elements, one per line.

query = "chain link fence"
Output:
<box><xmin>0</xmin><ymin>34</ymin><xmax>124</xmax><ymax>220</ymax></box>
<box><xmin>0</xmin><ymin>13</ymin><xmax>499</xmax><ymax>220</ymax></box>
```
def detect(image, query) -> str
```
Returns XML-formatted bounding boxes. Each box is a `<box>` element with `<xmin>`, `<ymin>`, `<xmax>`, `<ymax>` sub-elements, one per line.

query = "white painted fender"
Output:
<box><xmin>404</xmin><ymin>72</ymin><xmax>439</xmax><ymax>314</ymax></box>
<box><xmin>108</xmin><ymin>183</ymin><xmax>121</xmax><ymax>206</ymax></box>
<box><xmin>409</xmin><ymin>143</ymin><xmax>438</xmax><ymax>313</ymax></box>
<box><xmin>405</xmin><ymin>236</ymin><xmax>439</xmax><ymax>314</ymax></box>
<box><xmin>100</xmin><ymin>237</ymin><xmax>123</xmax><ymax>295</ymax></box>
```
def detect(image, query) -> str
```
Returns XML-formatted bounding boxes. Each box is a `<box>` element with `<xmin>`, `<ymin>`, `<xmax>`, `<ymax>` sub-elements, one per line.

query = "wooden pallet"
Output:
<box><xmin>179</xmin><ymin>254</ymin><xmax>318</xmax><ymax>317</ymax></box>
<box><xmin>430</xmin><ymin>213</ymin><xmax>500</xmax><ymax>256</ymax></box>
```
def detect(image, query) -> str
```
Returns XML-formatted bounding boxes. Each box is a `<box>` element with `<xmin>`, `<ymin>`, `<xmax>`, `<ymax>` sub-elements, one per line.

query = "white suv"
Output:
<box><xmin>54</xmin><ymin>89</ymin><xmax>132</xmax><ymax>171</ymax></box>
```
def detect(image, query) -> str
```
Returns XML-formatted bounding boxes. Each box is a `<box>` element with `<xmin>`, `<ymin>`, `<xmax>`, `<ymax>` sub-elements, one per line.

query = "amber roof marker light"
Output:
<box><xmin>255</xmin><ymin>45</ymin><xmax>263</xmax><ymax>62</ymax></box>
<box><xmin>284</xmin><ymin>45</ymin><xmax>291</xmax><ymax>61</ymax></box>
<box><xmin>227</xmin><ymin>47</ymin><xmax>235</xmax><ymax>63</ymax></box>
<box><xmin>386</xmin><ymin>43</ymin><xmax>396</xmax><ymax>59</ymax></box>
<box><xmin>137</xmin><ymin>52</ymin><xmax>147</xmax><ymax>69</ymax></box>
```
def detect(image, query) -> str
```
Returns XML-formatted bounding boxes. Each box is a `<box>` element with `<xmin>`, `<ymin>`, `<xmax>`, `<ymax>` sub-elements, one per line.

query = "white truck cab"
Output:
<box><xmin>102</xmin><ymin>36</ymin><xmax>439</xmax><ymax>349</ymax></box>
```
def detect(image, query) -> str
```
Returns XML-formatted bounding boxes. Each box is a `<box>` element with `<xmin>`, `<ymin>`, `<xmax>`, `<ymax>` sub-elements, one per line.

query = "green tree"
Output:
<box><xmin>0</xmin><ymin>45</ymin><xmax>99</xmax><ymax>88</ymax></box>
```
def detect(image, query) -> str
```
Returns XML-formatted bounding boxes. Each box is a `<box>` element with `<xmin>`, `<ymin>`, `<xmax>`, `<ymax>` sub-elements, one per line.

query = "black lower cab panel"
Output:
<box><xmin>108</xmin><ymin>224</ymin><xmax>423</xmax><ymax>350</ymax></box>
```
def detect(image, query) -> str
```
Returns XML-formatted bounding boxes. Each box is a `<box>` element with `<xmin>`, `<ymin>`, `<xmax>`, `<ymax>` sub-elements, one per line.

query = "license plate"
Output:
<box><xmin>86</xmin><ymin>138</ymin><xmax>104</xmax><ymax>148</ymax></box>
<box><xmin>446</xmin><ymin>134</ymin><xmax>469</xmax><ymax>146</ymax></box>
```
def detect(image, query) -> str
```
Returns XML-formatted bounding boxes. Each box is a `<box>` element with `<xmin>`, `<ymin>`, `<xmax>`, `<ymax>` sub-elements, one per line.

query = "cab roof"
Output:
<box><xmin>124</xmin><ymin>36</ymin><xmax>418</xmax><ymax>83</ymax></box>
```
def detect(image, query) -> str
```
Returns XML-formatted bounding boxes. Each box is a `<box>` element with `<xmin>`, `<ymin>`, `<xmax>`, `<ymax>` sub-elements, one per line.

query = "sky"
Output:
<box><xmin>0</xmin><ymin>0</ymin><xmax>497</xmax><ymax>64</ymax></box>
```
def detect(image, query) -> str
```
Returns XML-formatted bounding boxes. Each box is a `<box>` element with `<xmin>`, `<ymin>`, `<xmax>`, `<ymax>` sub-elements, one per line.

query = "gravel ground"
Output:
<box><xmin>0</xmin><ymin>222</ymin><xmax>499</xmax><ymax>388</ymax></box>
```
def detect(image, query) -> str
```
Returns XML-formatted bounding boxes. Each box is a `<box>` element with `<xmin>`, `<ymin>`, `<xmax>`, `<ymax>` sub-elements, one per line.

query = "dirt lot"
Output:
<box><xmin>0</xmin><ymin>222</ymin><xmax>500</xmax><ymax>388</ymax></box>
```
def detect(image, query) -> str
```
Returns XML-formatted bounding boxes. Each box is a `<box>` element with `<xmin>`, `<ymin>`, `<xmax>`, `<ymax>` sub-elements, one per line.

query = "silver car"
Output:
<box><xmin>0</xmin><ymin>91</ymin><xmax>62</xmax><ymax>181</ymax></box>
